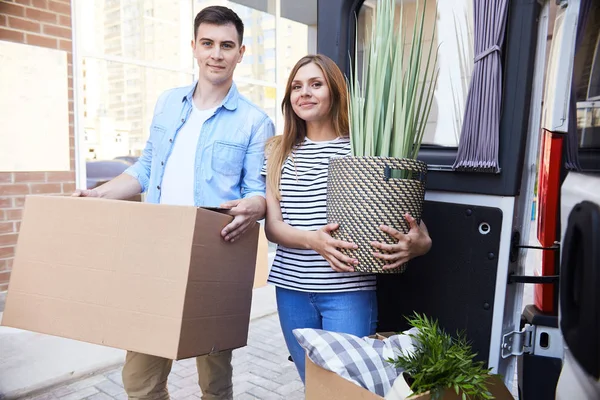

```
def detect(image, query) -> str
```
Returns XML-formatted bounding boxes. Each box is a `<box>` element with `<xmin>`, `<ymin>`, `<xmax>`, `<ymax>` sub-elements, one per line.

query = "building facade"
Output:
<box><xmin>0</xmin><ymin>0</ymin><xmax>76</xmax><ymax>292</ymax></box>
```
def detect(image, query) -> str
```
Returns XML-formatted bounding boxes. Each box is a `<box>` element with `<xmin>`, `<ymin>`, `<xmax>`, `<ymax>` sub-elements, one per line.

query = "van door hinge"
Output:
<box><xmin>502</xmin><ymin>325</ymin><xmax>536</xmax><ymax>358</ymax></box>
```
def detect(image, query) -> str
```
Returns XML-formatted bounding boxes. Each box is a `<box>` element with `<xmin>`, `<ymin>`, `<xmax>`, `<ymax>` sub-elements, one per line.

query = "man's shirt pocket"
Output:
<box><xmin>211</xmin><ymin>141</ymin><xmax>246</xmax><ymax>176</ymax></box>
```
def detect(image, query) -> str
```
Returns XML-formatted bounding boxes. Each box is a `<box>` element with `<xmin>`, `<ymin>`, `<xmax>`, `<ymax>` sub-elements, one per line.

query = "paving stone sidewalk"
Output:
<box><xmin>22</xmin><ymin>314</ymin><xmax>304</xmax><ymax>400</ymax></box>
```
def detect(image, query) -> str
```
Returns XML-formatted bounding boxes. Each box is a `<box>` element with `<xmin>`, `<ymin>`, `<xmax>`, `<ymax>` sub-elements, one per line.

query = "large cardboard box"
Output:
<box><xmin>2</xmin><ymin>195</ymin><xmax>260</xmax><ymax>360</ymax></box>
<box><xmin>305</xmin><ymin>356</ymin><xmax>515</xmax><ymax>400</ymax></box>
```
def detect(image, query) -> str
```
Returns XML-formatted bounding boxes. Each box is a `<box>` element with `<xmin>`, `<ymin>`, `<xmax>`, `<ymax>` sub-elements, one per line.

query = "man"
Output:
<box><xmin>74</xmin><ymin>6</ymin><xmax>274</xmax><ymax>399</ymax></box>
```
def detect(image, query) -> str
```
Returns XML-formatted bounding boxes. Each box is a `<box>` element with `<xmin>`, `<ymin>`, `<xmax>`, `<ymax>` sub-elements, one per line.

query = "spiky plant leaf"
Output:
<box><xmin>349</xmin><ymin>0</ymin><xmax>439</xmax><ymax>159</ymax></box>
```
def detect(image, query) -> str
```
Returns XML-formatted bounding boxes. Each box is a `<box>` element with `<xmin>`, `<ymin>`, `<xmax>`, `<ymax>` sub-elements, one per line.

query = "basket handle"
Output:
<box><xmin>383</xmin><ymin>166</ymin><xmax>426</xmax><ymax>182</ymax></box>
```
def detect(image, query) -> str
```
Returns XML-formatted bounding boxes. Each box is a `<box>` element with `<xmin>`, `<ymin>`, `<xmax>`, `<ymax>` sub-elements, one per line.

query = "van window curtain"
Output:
<box><xmin>453</xmin><ymin>0</ymin><xmax>509</xmax><ymax>172</ymax></box>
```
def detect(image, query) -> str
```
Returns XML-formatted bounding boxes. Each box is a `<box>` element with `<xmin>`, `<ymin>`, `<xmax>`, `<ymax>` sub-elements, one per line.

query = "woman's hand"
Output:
<box><xmin>371</xmin><ymin>214</ymin><xmax>432</xmax><ymax>271</ymax></box>
<box><xmin>308</xmin><ymin>223</ymin><xmax>359</xmax><ymax>273</ymax></box>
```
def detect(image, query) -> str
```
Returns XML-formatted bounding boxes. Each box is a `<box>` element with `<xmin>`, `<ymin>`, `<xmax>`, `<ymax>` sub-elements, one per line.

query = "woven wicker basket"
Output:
<box><xmin>326</xmin><ymin>156</ymin><xmax>427</xmax><ymax>273</ymax></box>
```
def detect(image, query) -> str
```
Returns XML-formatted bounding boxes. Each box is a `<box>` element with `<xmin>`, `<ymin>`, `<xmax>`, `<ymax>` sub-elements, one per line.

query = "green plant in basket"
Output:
<box><xmin>348</xmin><ymin>0</ymin><xmax>439</xmax><ymax>159</ymax></box>
<box><xmin>326</xmin><ymin>0</ymin><xmax>439</xmax><ymax>273</ymax></box>
<box><xmin>387</xmin><ymin>313</ymin><xmax>497</xmax><ymax>400</ymax></box>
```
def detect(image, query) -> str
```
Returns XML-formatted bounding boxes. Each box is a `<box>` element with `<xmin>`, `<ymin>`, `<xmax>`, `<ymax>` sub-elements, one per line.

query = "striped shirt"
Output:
<box><xmin>263</xmin><ymin>136</ymin><xmax>376</xmax><ymax>293</ymax></box>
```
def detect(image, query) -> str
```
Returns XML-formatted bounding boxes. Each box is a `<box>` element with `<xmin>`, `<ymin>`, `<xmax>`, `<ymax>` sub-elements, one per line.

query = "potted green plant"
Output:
<box><xmin>386</xmin><ymin>313</ymin><xmax>497</xmax><ymax>400</ymax></box>
<box><xmin>326</xmin><ymin>0</ymin><xmax>439</xmax><ymax>273</ymax></box>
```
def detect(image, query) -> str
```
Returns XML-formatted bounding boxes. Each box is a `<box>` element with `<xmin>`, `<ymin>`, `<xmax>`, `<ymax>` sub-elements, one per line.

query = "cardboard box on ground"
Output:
<box><xmin>2</xmin><ymin>195</ymin><xmax>270</xmax><ymax>360</ymax></box>
<box><xmin>305</xmin><ymin>335</ymin><xmax>515</xmax><ymax>400</ymax></box>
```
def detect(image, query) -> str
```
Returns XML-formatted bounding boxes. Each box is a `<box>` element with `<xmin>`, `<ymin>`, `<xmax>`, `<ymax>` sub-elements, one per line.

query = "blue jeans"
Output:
<box><xmin>275</xmin><ymin>287</ymin><xmax>378</xmax><ymax>382</ymax></box>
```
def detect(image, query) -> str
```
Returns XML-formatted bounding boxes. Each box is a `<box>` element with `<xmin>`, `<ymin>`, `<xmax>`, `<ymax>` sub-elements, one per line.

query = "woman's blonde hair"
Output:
<box><xmin>266</xmin><ymin>54</ymin><xmax>349</xmax><ymax>199</ymax></box>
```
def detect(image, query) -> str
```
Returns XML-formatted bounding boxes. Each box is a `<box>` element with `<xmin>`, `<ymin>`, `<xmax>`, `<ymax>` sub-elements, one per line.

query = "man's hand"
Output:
<box><xmin>220</xmin><ymin>196</ymin><xmax>266</xmax><ymax>242</ymax></box>
<box><xmin>71</xmin><ymin>189</ymin><xmax>101</xmax><ymax>198</ymax></box>
<box><xmin>70</xmin><ymin>174</ymin><xmax>141</xmax><ymax>200</ymax></box>
<box><xmin>371</xmin><ymin>214</ymin><xmax>432</xmax><ymax>270</ymax></box>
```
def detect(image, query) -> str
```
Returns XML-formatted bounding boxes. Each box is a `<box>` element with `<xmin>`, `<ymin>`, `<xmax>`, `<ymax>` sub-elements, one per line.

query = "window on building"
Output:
<box><xmin>266</xmin><ymin>29</ymin><xmax>276</xmax><ymax>39</ymax></box>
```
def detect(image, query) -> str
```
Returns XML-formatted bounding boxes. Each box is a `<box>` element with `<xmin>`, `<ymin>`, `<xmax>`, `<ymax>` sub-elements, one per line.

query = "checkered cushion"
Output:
<box><xmin>293</xmin><ymin>328</ymin><xmax>417</xmax><ymax>396</ymax></box>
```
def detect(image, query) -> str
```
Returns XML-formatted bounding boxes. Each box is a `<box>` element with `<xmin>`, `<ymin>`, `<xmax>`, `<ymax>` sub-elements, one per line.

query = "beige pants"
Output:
<box><xmin>122</xmin><ymin>350</ymin><xmax>233</xmax><ymax>400</ymax></box>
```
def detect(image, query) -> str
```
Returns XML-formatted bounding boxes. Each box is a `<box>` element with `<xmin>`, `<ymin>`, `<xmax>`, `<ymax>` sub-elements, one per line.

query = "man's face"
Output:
<box><xmin>192</xmin><ymin>23</ymin><xmax>245</xmax><ymax>86</ymax></box>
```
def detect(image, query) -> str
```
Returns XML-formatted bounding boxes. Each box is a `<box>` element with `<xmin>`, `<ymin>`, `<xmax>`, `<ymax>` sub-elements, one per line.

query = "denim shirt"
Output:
<box><xmin>125</xmin><ymin>82</ymin><xmax>275</xmax><ymax>206</ymax></box>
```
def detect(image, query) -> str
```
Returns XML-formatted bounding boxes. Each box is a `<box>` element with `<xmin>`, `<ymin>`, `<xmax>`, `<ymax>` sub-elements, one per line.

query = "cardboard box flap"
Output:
<box><xmin>177</xmin><ymin>209</ymin><xmax>259</xmax><ymax>358</ymax></box>
<box><xmin>177</xmin><ymin>314</ymin><xmax>251</xmax><ymax>359</ymax></box>
<box><xmin>253</xmin><ymin>227</ymin><xmax>269</xmax><ymax>288</ymax></box>
<box><xmin>305</xmin><ymin>355</ymin><xmax>381</xmax><ymax>400</ymax></box>
<box><xmin>189</xmin><ymin>208</ymin><xmax>259</xmax><ymax>283</ymax></box>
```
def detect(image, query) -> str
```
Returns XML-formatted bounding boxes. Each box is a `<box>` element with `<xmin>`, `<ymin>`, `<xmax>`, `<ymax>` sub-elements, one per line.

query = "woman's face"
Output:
<box><xmin>289</xmin><ymin>62</ymin><xmax>332</xmax><ymax>123</ymax></box>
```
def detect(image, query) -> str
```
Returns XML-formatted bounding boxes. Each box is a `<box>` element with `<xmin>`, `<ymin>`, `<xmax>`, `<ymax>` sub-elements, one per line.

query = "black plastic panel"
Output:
<box><xmin>518</xmin><ymin>305</ymin><xmax>562</xmax><ymax>399</ymax></box>
<box><xmin>521</xmin><ymin>304</ymin><xmax>559</xmax><ymax>328</ymax></box>
<box><xmin>317</xmin><ymin>0</ymin><xmax>540</xmax><ymax>196</ymax></box>
<box><xmin>560</xmin><ymin>200</ymin><xmax>600</xmax><ymax>380</ymax></box>
<box><xmin>517</xmin><ymin>353</ymin><xmax>562</xmax><ymax>400</ymax></box>
<box><xmin>317</xmin><ymin>0</ymin><xmax>362</xmax><ymax>76</ymax></box>
<box><xmin>375</xmin><ymin>200</ymin><xmax>503</xmax><ymax>364</ymax></box>
<box><xmin>580</xmin><ymin>149</ymin><xmax>600</xmax><ymax>172</ymax></box>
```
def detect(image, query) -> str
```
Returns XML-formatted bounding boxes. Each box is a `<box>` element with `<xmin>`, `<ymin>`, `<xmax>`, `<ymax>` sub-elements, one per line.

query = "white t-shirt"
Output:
<box><xmin>160</xmin><ymin>104</ymin><xmax>216</xmax><ymax>206</ymax></box>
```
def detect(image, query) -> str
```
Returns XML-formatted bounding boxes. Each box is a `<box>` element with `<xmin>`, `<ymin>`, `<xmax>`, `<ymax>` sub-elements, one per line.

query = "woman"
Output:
<box><xmin>263</xmin><ymin>54</ymin><xmax>432</xmax><ymax>382</ymax></box>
